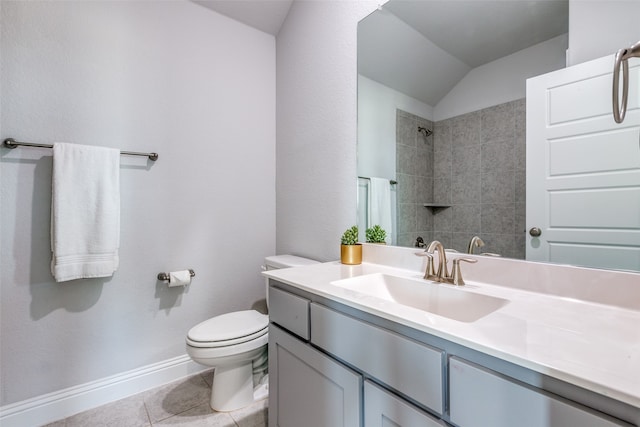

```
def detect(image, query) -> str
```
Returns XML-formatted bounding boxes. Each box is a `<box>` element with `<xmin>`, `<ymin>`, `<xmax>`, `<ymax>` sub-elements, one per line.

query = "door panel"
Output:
<box><xmin>526</xmin><ymin>54</ymin><xmax>640</xmax><ymax>270</ymax></box>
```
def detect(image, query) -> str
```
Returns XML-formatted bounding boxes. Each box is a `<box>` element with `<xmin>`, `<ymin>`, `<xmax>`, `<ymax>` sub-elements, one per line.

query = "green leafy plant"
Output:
<box><xmin>340</xmin><ymin>225</ymin><xmax>359</xmax><ymax>245</ymax></box>
<box><xmin>365</xmin><ymin>225</ymin><xmax>387</xmax><ymax>243</ymax></box>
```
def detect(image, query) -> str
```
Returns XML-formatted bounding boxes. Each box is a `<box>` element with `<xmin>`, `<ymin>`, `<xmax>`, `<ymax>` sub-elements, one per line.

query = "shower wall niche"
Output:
<box><xmin>396</xmin><ymin>98</ymin><xmax>526</xmax><ymax>259</ymax></box>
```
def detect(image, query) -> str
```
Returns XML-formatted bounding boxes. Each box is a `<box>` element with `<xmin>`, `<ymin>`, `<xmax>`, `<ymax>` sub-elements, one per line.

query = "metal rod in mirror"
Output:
<box><xmin>612</xmin><ymin>40</ymin><xmax>640</xmax><ymax>124</ymax></box>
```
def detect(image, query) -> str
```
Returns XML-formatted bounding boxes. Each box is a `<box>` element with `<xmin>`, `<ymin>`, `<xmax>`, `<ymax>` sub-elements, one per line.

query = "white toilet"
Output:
<box><xmin>185</xmin><ymin>255</ymin><xmax>319</xmax><ymax>412</ymax></box>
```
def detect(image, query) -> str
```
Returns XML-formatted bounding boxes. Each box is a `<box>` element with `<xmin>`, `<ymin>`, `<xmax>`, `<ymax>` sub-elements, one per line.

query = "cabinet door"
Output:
<box><xmin>365</xmin><ymin>381</ymin><xmax>447</xmax><ymax>427</ymax></box>
<box><xmin>449</xmin><ymin>357</ymin><xmax>631</xmax><ymax>427</ymax></box>
<box><xmin>269</xmin><ymin>324</ymin><xmax>362</xmax><ymax>427</ymax></box>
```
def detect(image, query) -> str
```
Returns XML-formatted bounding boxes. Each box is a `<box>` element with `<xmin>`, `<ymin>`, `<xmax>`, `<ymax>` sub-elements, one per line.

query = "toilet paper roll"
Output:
<box><xmin>168</xmin><ymin>270</ymin><xmax>191</xmax><ymax>287</ymax></box>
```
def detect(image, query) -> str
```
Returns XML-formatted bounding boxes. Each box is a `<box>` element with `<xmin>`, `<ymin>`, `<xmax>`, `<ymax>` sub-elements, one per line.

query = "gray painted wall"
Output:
<box><xmin>0</xmin><ymin>0</ymin><xmax>275</xmax><ymax>405</ymax></box>
<box><xmin>568</xmin><ymin>0</ymin><xmax>640</xmax><ymax>66</ymax></box>
<box><xmin>275</xmin><ymin>0</ymin><xmax>378</xmax><ymax>261</ymax></box>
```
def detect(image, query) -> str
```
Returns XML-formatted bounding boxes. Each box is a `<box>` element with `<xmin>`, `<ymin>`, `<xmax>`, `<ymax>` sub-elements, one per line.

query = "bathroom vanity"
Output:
<box><xmin>264</xmin><ymin>244</ymin><xmax>640</xmax><ymax>427</ymax></box>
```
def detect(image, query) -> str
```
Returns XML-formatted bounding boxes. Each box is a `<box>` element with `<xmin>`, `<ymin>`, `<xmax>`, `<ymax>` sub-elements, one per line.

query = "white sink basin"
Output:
<box><xmin>331</xmin><ymin>273</ymin><xmax>508</xmax><ymax>323</ymax></box>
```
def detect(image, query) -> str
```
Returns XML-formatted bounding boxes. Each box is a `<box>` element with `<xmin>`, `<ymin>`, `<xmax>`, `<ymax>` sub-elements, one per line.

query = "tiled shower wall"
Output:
<box><xmin>396</xmin><ymin>99</ymin><xmax>526</xmax><ymax>259</ymax></box>
<box><xmin>396</xmin><ymin>110</ymin><xmax>435</xmax><ymax>247</ymax></box>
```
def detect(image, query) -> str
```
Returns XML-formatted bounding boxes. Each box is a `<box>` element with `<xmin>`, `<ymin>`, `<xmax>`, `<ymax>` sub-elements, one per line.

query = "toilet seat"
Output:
<box><xmin>186</xmin><ymin>310</ymin><xmax>268</xmax><ymax>348</ymax></box>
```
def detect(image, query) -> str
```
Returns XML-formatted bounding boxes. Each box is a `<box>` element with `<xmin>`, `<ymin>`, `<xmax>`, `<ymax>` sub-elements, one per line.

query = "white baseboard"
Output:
<box><xmin>0</xmin><ymin>354</ymin><xmax>207</xmax><ymax>427</ymax></box>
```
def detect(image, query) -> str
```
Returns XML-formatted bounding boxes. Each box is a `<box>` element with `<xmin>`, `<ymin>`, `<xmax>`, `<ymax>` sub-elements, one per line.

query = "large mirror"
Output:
<box><xmin>357</xmin><ymin>0</ymin><xmax>568</xmax><ymax>257</ymax></box>
<box><xmin>358</xmin><ymin>1</ymin><xmax>628</xmax><ymax>263</ymax></box>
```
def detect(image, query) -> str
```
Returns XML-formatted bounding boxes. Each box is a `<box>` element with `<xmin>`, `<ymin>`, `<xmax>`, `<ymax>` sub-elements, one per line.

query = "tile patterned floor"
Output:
<box><xmin>41</xmin><ymin>370</ymin><xmax>268</xmax><ymax>427</ymax></box>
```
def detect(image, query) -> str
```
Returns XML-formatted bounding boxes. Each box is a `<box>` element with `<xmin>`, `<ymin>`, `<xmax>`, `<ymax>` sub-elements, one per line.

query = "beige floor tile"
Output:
<box><xmin>65</xmin><ymin>394</ymin><xmax>150</xmax><ymax>427</ymax></box>
<box><xmin>152</xmin><ymin>403</ymin><xmax>236</xmax><ymax>427</ymax></box>
<box><xmin>229</xmin><ymin>398</ymin><xmax>268</xmax><ymax>427</ymax></box>
<box><xmin>200</xmin><ymin>369</ymin><xmax>214</xmax><ymax>388</ymax></box>
<box><xmin>39</xmin><ymin>372</ymin><xmax>267</xmax><ymax>427</ymax></box>
<box><xmin>143</xmin><ymin>374</ymin><xmax>210</xmax><ymax>422</ymax></box>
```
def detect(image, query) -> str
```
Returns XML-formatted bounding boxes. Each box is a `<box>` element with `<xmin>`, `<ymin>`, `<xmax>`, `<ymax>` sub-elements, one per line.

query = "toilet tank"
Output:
<box><xmin>263</xmin><ymin>255</ymin><xmax>319</xmax><ymax>307</ymax></box>
<box><xmin>264</xmin><ymin>255</ymin><xmax>319</xmax><ymax>271</ymax></box>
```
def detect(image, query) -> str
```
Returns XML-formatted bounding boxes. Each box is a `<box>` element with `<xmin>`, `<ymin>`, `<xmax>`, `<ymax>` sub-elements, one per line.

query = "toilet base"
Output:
<box><xmin>185</xmin><ymin>316</ymin><xmax>268</xmax><ymax>412</ymax></box>
<box><xmin>211</xmin><ymin>361</ymin><xmax>254</xmax><ymax>412</ymax></box>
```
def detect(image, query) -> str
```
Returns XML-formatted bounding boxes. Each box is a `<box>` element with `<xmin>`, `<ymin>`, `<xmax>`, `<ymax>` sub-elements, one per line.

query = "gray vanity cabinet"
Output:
<box><xmin>269</xmin><ymin>325</ymin><xmax>362</xmax><ymax>427</ymax></box>
<box><xmin>449</xmin><ymin>357</ymin><xmax>629</xmax><ymax>427</ymax></box>
<box><xmin>365</xmin><ymin>381</ymin><xmax>448</xmax><ymax>427</ymax></box>
<box><xmin>269</xmin><ymin>283</ymin><xmax>446</xmax><ymax>427</ymax></box>
<box><xmin>269</xmin><ymin>286</ymin><xmax>310</xmax><ymax>340</ymax></box>
<box><xmin>268</xmin><ymin>282</ymin><xmax>637</xmax><ymax>427</ymax></box>
<box><xmin>310</xmin><ymin>303</ymin><xmax>444</xmax><ymax>415</ymax></box>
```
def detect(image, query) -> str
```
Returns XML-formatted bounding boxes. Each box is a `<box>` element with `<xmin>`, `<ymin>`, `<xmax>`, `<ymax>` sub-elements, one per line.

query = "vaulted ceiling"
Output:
<box><xmin>359</xmin><ymin>0</ymin><xmax>569</xmax><ymax>106</ymax></box>
<box><xmin>192</xmin><ymin>0</ymin><xmax>293</xmax><ymax>35</ymax></box>
<box><xmin>189</xmin><ymin>0</ymin><xmax>569</xmax><ymax>108</ymax></box>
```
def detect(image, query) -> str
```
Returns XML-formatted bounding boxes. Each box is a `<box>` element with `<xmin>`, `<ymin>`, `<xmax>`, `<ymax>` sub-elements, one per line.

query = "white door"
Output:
<box><xmin>526</xmin><ymin>54</ymin><xmax>640</xmax><ymax>271</ymax></box>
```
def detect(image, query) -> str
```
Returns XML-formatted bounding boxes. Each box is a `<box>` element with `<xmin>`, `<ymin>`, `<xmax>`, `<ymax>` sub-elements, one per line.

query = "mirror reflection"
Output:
<box><xmin>357</xmin><ymin>0</ymin><xmax>569</xmax><ymax>259</ymax></box>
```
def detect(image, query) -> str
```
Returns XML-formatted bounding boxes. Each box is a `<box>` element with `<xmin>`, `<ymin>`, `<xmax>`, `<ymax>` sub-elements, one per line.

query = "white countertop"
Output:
<box><xmin>264</xmin><ymin>259</ymin><xmax>640</xmax><ymax>409</ymax></box>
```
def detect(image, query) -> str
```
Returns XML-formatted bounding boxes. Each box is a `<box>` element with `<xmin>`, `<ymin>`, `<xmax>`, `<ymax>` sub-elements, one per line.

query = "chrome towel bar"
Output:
<box><xmin>3</xmin><ymin>138</ymin><xmax>159</xmax><ymax>161</ymax></box>
<box><xmin>358</xmin><ymin>176</ymin><xmax>397</xmax><ymax>185</ymax></box>
<box><xmin>612</xmin><ymin>39</ymin><xmax>640</xmax><ymax>124</ymax></box>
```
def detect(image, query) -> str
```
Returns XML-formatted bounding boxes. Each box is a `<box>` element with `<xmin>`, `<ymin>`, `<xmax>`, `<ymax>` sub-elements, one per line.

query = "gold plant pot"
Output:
<box><xmin>341</xmin><ymin>244</ymin><xmax>362</xmax><ymax>265</ymax></box>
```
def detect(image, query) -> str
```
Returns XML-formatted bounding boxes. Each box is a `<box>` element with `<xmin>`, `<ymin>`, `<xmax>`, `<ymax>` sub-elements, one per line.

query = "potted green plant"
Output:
<box><xmin>365</xmin><ymin>225</ymin><xmax>387</xmax><ymax>244</ymax></box>
<box><xmin>340</xmin><ymin>225</ymin><xmax>362</xmax><ymax>265</ymax></box>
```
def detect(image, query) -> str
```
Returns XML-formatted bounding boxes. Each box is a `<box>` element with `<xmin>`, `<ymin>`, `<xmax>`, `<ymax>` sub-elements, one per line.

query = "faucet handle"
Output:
<box><xmin>415</xmin><ymin>251</ymin><xmax>438</xmax><ymax>281</ymax></box>
<box><xmin>451</xmin><ymin>257</ymin><xmax>478</xmax><ymax>286</ymax></box>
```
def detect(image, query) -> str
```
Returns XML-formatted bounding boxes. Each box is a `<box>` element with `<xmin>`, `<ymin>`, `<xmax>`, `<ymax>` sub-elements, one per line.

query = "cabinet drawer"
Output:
<box><xmin>269</xmin><ymin>286</ymin><xmax>310</xmax><ymax>340</ymax></box>
<box><xmin>449</xmin><ymin>357</ymin><xmax>632</xmax><ymax>427</ymax></box>
<box><xmin>365</xmin><ymin>381</ymin><xmax>447</xmax><ymax>427</ymax></box>
<box><xmin>311</xmin><ymin>303</ymin><xmax>444</xmax><ymax>414</ymax></box>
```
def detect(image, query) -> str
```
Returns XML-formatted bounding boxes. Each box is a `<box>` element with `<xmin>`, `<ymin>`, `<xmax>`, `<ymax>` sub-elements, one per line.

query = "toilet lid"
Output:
<box><xmin>187</xmin><ymin>310</ymin><xmax>268</xmax><ymax>344</ymax></box>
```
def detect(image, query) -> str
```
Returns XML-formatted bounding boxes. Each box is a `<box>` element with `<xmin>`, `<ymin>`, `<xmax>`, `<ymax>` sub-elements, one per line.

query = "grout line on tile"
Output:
<box><xmin>142</xmin><ymin>401</ymin><xmax>153</xmax><ymax>426</ymax></box>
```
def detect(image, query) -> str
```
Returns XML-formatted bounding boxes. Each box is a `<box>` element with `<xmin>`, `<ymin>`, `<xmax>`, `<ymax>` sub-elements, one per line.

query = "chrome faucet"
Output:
<box><xmin>426</xmin><ymin>240</ymin><xmax>449</xmax><ymax>282</ymax></box>
<box><xmin>450</xmin><ymin>257</ymin><xmax>478</xmax><ymax>286</ymax></box>
<box><xmin>416</xmin><ymin>240</ymin><xmax>478</xmax><ymax>285</ymax></box>
<box><xmin>467</xmin><ymin>236</ymin><xmax>485</xmax><ymax>254</ymax></box>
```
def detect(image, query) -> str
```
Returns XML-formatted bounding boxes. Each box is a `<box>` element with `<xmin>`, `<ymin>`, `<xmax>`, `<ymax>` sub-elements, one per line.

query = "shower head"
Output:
<box><xmin>418</xmin><ymin>126</ymin><xmax>433</xmax><ymax>137</ymax></box>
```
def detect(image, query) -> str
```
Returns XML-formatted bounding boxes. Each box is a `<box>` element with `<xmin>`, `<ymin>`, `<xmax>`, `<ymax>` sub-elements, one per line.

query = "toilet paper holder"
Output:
<box><xmin>157</xmin><ymin>269</ymin><xmax>196</xmax><ymax>282</ymax></box>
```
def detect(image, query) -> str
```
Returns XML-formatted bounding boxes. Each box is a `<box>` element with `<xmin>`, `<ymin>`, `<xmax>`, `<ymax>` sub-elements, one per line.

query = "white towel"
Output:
<box><xmin>51</xmin><ymin>143</ymin><xmax>120</xmax><ymax>282</ymax></box>
<box><xmin>368</xmin><ymin>177</ymin><xmax>393</xmax><ymax>244</ymax></box>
